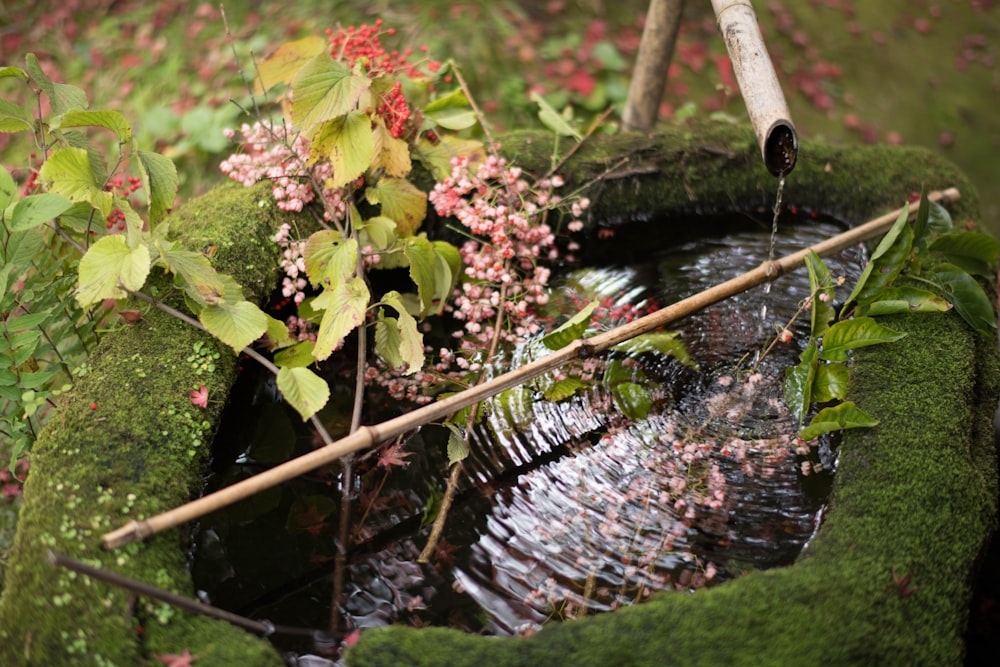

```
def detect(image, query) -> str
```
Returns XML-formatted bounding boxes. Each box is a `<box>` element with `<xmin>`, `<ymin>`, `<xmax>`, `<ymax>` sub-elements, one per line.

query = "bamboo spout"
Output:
<box><xmin>711</xmin><ymin>0</ymin><xmax>798</xmax><ymax>176</ymax></box>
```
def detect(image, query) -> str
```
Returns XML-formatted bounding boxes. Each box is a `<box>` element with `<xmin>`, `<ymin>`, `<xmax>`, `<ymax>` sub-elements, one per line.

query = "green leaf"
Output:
<box><xmin>784</xmin><ymin>341</ymin><xmax>818</xmax><ymax>422</ymax></box>
<box><xmin>430</xmin><ymin>242</ymin><xmax>459</xmax><ymax>315</ymax></box>
<box><xmin>0</xmin><ymin>66</ymin><xmax>28</xmax><ymax>81</ymax></box>
<box><xmin>855</xmin><ymin>287</ymin><xmax>951</xmax><ymax>316</ymax></box>
<box><xmin>365</xmin><ymin>177</ymin><xmax>427</xmax><ymax>236</ymax></box>
<box><xmin>115</xmin><ymin>197</ymin><xmax>146</xmax><ymax>249</ymax></box>
<box><xmin>255</xmin><ymin>35</ymin><xmax>327</xmax><ymax>93</ymax></box>
<box><xmin>926</xmin><ymin>198</ymin><xmax>953</xmax><ymax>235</ymax></box>
<box><xmin>154</xmin><ymin>239</ymin><xmax>226</xmax><ymax>305</ymax></box>
<box><xmin>1</xmin><ymin>226</ymin><xmax>44</xmax><ymax>267</ymax></box>
<box><xmin>805</xmin><ymin>251</ymin><xmax>835</xmax><ymax>339</ymax></box>
<box><xmin>37</xmin><ymin>146</ymin><xmax>113</xmax><ymax>216</ymax></box>
<box><xmin>798</xmin><ymin>401</ymin><xmax>879</xmax><ymax>440</ymax></box>
<box><xmin>934</xmin><ymin>266</ymin><xmax>997</xmax><ymax>335</ymax></box>
<box><xmin>18</xmin><ymin>370</ymin><xmax>57</xmax><ymax>390</ymax></box>
<box><xmin>277</xmin><ymin>366</ymin><xmax>330</xmax><ymax>421</ymax></box>
<box><xmin>493</xmin><ymin>387</ymin><xmax>533</xmax><ymax>429</ymax></box>
<box><xmin>7</xmin><ymin>193</ymin><xmax>73</xmax><ymax>231</ymax></box>
<box><xmin>543</xmin><ymin>377</ymin><xmax>589</xmax><ymax>402</ymax></box>
<box><xmin>0</xmin><ymin>263</ymin><xmax>11</xmax><ymax>302</ymax></box>
<box><xmin>303</xmin><ymin>229</ymin><xmax>345</xmax><ymax>287</ymax></box>
<box><xmin>812</xmin><ymin>362</ymin><xmax>850</xmax><ymax>403</ymax></box>
<box><xmin>929</xmin><ymin>232</ymin><xmax>1000</xmax><ymax>276</ymax></box>
<box><xmin>375</xmin><ymin>314</ymin><xmax>404</xmax><ymax>369</ymax></box>
<box><xmin>612</xmin><ymin>381</ymin><xmax>652</xmax><ymax>420</ymax></box>
<box><xmin>76</xmin><ymin>235</ymin><xmax>151</xmax><ymax>306</ymax></box>
<box><xmin>292</xmin><ymin>52</ymin><xmax>371</xmax><ymax>134</ymax></box>
<box><xmin>313</xmin><ymin>276</ymin><xmax>370</xmax><ymax>361</ymax></box>
<box><xmin>319</xmin><ymin>236</ymin><xmax>359</xmax><ymax>289</ymax></box>
<box><xmin>819</xmin><ymin>317</ymin><xmax>906</xmax><ymax>362</ymax></box>
<box><xmin>415</xmin><ymin>134</ymin><xmax>487</xmax><ymax>181</ymax></box>
<box><xmin>274</xmin><ymin>340</ymin><xmax>317</xmax><ymax>368</ymax></box>
<box><xmin>9</xmin><ymin>329</ymin><xmax>42</xmax><ymax>366</ymax></box>
<box><xmin>310</xmin><ymin>111</ymin><xmax>374</xmax><ymax>188</ymax></box>
<box><xmin>379</xmin><ymin>291</ymin><xmax>424</xmax><ymax>374</ymax></box>
<box><xmin>358</xmin><ymin>216</ymin><xmax>396</xmax><ymax>251</ymax></box>
<box><xmin>913</xmin><ymin>189</ymin><xmax>931</xmax><ymax>249</ymax></box>
<box><xmin>264</xmin><ymin>313</ymin><xmax>293</xmax><ymax>349</ymax></box>
<box><xmin>0</xmin><ymin>165</ymin><xmax>16</xmax><ymax>210</ymax></box>
<box><xmin>199</xmin><ymin>300</ymin><xmax>268</xmax><ymax>352</ymax></box>
<box><xmin>136</xmin><ymin>150</ymin><xmax>178</xmax><ymax>224</ymax></box>
<box><xmin>842</xmin><ymin>204</ymin><xmax>911</xmax><ymax>312</ymax></box>
<box><xmin>613</xmin><ymin>331</ymin><xmax>697</xmax><ymax>368</ymax></box>
<box><xmin>403</xmin><ymin>235</ymin><xmax>437</xmax><ymax>316</ymax></box>
<box><xmin>6</xmin><ymin>307</ymin><xmax>56</xmax><ymax>332</ymax></box>
<box><xmin>25</xmin><ymin>54</ymin><xmax>88</xmax><ymax>114</ymax></box>
<box><xmin>421</xmin><ymin>486</ymin><xmax>444</xmax><ymax>528</ymax></box>
<box><xmin>51</xmin><ymin>109</ymin><xmax>131</xmax><ymax>143</ymax></box>
<box><xmin>0</xmin><ymin>98</ymin><xmax>34</xmax><ymax>133</ymax></box>
<box><xmin>541</xmin><ymin>301</ymin><xmax>598</xmax><ymax>350</ymax></box>
<box><xmin>424</xmin><ymin>89</ymin><xmax>478</xmax><ymax>131</ymax></box>
<box><xmin>443</xmin><ymin>423</ymin><xmax>469</xmax><ymax>465</ymax></box>
<box><xmin>530</xmin><ymin>91</ymin><xmax>582</xmax><ymax>139</ymax></box>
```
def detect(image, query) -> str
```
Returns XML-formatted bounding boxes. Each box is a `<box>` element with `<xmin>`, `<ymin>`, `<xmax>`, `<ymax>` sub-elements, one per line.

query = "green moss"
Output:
<box><xmin>0</xmin><ymin>181</ymin><xmax>306</xmax><ymax>666</ymax></box>
<box><xmin>500</xmin><ymin>123</ymin><xmax>979</xmax><ymax>228</ymax></box>
<box><xmin>346</xmin><ymin>127</ymin><xmax>996</xmax><ymax>666</ymax></box>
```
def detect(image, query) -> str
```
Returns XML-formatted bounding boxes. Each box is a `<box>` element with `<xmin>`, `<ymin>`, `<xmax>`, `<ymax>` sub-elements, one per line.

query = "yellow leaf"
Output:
<box><xmin>255</xmin><ymin>36</ymin><xmax>327</xmax><ymax>94</ymax></box>
<box><xmin>372</xmin><ymin>119</ymin><xmax>412</xmax><ymax>178</ymax></box>
<box><xmin>364</xmin><ymin>177</ymin><xmax>426</xmax><ymax>236</ymax></box>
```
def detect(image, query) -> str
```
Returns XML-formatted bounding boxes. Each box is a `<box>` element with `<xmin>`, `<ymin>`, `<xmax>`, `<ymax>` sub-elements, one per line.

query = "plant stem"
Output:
<box><xmin>417</xmin><ymin>280</ymin><xmax>509</xmax><ymax>563</ymax></box>
<box><xmin>329</xmin><ymin>231</ymin><xmax>369</xmax><ymax>634</ymax></box>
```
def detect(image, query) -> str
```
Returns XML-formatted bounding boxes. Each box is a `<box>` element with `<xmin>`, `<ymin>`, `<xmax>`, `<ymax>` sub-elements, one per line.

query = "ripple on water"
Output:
<box><xmin>454</xmin><ymin>220</ymin><xmax>863</xmax><ymax>633</ymax></box>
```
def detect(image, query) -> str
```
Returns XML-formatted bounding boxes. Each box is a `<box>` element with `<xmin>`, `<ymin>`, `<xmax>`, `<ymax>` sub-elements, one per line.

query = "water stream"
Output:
<box><xmin>759</xmin><ymin>176</ymin><xmax>785</xmax><ymax>330</ymax></box>
<box><xmin>190</xmin><ymin>213</ymin><xmax>866</xmax><ymax>649</ymax></box>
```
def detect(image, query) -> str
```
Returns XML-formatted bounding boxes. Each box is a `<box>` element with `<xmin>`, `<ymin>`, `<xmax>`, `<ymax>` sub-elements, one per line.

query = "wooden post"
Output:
<box><xmin>622</xmin><ymin>0</ymin><xmax>686</xmax><ymax>132</ymax></box>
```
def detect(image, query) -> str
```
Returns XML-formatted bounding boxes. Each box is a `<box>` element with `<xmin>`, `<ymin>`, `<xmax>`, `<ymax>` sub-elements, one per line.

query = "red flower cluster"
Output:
<box><xmin>325</xmin><ymin>20</ymin><xmax>439</xmax><ymax>78</ymax></box>
<box><xmin>377</xmin><ymin>81</ymin><xmax>411</xmax><ymax>139</ymax></box>
<box><xmin>325</xmin><ymin>21</ymin><xmax>440</xmax><ymax>141</ymax></box>
<box><xmin>103</xmin><ymin>175</ymin><xmax>143</xmax><ymax>231</ymax></box>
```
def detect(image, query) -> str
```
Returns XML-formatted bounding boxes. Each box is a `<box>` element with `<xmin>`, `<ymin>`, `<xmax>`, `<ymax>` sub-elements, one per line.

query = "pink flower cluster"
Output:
<box><xmin>220</xmin><ymin>121</ymin><xmax>347</xmax><ymax>223</ymax></box>
<box><xmin>366</xmin><ymin>155</ymin><xmax>589</xmax><ymax>403</ymax></box>
<box><xmin>273</xmin><ymin>222</ymin><xmax>309</xmax><ymax>307</ymax></box>
<box><xmin>221</xmin><ymin>120</ymin><xmax>351</xmax><ymax>336</ymax></box>
<box><xmin>429</xmin><ymin>154</ymin><xmax>587</xmax><ymax>347</ymax></box>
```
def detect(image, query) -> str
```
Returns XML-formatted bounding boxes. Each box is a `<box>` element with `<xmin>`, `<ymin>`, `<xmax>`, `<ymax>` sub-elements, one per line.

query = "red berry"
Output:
<box><xmin>89</xmin><ymin>403</ymin><xmax>98</xmax><ymax>410</ymax></box>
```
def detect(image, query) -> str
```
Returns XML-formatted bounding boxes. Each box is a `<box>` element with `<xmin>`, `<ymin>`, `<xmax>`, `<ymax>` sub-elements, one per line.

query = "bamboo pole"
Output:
<box><xmin>711</xmin><ymin>0</ymin><xmax>798</xmax><ymax>176</ymax></box>
<box><xmin>101</xmin><ymin>188</ymin><xmax>960</xmax><ymax>550</ymax></box>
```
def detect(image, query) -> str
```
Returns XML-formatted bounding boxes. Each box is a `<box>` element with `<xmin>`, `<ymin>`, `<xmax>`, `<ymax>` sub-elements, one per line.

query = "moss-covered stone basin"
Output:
<box><xmin>0</xmin><ymin>122</ymin><xmax>995</xmax><ymax>666</ymax></box>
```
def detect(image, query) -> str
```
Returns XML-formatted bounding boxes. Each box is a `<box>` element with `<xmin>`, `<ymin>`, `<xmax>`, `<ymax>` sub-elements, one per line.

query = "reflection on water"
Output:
<box><xmin>191</xmin><ymin>217</ymin><xmax>865</xmax><ymax>644</ymax></box>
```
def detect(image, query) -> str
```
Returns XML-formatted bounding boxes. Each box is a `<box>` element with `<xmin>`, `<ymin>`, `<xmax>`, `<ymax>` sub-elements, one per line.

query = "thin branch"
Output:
<box><xmin>543</xmin><ymin>106</ymin><xmax>616</xmax><ymax>181</ymax></box>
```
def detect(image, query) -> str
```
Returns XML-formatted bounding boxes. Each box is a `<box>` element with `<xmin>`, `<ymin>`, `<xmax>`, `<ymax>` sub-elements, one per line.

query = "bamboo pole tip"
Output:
<box><xmin>101</xmin><ymin>520</ymin><xmax>145</xmax><ymax>550</ymax></box>
<box><xmin>939</xmin><ymin>187</ymin><xmax>961</xmax><ymax>202</ymax></box>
